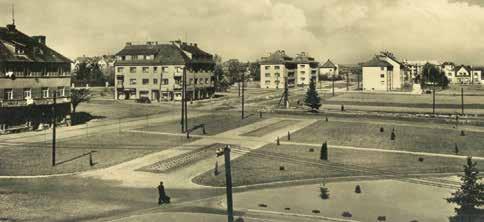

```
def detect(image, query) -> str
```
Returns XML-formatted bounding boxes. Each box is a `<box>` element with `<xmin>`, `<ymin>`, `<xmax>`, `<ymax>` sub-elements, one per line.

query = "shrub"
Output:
<box><xmin>312</xmin><ymin>210</ymin><xmax>320</xmax><ymax>214</ymax></box>
<box><xmin>342</xmin><ymin>211</ymin><xmax>352</xmax><ymax>217</ymax></box>
<box><xmin>258</xmin><ymin>203</ymin><xmax>268</xmax><ymax>208</ymax></box>
<box><xmin>418</xmin><ymin>157</ymin><xmax>424</xmax><ymax>162</ymax></box>
<box><xmin>279</xmin><ymin>166</ymin><xmax>285</xmax><ymax>171</ymax></box>
<box><xmin>320</xmin><ymin>185</ymin><xmax>330</xmax><ymax>199</ymax></box>
<box><xmin>355</xmin><ymin>185</ymin><xmax>362</xmax><ymax>194</ymax></box>
<box><xmin>377</xmin><ymin>216</ymin><xmax>387</xmax><ymax>221</ymax></box>
<box><xmin>309</xmin><ymin>148</ymin><xmax>314</xmax><ymax>152</ymax></box>
<box><xmin>284</xmin><ymin>207</ymin><xmax>291</xmax><ymax>210</ymax></box>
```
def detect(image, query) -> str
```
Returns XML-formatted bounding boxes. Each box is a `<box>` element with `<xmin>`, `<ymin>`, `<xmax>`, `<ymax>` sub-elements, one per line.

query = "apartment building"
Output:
<box><xmin>294</xmin><ymin>52</ymin><xmax>319</xmax><ymax>86</ymax></box>
<box><xmin>0</xmin><ymin>23</ymin><xmax>72</xmax><ymax>132</ymax></box>
<box><xmin>259</xmin><ymin>50</ymin><xmax>319</xmax><ymax>89</ymax></box>
<box><xmin>362</xmin><ymin>52</ymin><xmax>410</xmax><ymax>91</ymax></box>
<box><xmin>404</xmin><ymin>60</ymin><xmax>441</xmax><ymax>82</ymax></box>
<box><xmin>259</xmin><ymin>50</ymin><xmax>296</xmax><ymax>89</ymax></box>
<box><xmin>114</xmin><ymin>40</ymin><xmax>215</xmax><ymax>101</ymax></box>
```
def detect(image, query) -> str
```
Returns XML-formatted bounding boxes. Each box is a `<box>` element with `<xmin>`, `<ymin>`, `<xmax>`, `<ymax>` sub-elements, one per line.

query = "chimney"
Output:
<box><xmin>146</xmin><ymin>41</ymin><xmax>152</xmax><ymax>45</ymax></box>
<box><xmin>194</xmin><ymin>43</ymin><xmax>198</xmax><ymax>47</ymax></box>
<box><xmin>32</xmin><ymin>35</ymin><xmax>46</xmax><ymax>45</ymax></box>
<box><xmin>6</xmin><ymin>24</ymin><xmax>16</xmax><ymax>31</ymax></box>
<box><xmin>126</xmin><ymin>42</ymin><xmax>132</xmax><ymax>46</ymax></box>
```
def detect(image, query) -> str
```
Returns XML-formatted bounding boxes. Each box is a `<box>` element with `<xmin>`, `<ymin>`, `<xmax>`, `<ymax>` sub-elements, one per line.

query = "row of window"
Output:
<box><xmin>117</xmin><ymin>66</ymin><xmax>183</xmax><ymax>74</ymax></box>
<box><xmin>1</xmin><ymin>70</ymin><xmax>70</xmax><ymax>77</ymax></box>
<box><xmin>126</xmin><ymin>78</ymin><xmax>211</xmax><ymax>85</ymax></box>
<box><xmin>116</xmin><ymin>55</ymin><xmax>155</xmax><ymax>61</ymax></box>
<box><xmin>2</xmin><ymin>87</ymin><xmax>67</xmax><ymax>100</ymax></box>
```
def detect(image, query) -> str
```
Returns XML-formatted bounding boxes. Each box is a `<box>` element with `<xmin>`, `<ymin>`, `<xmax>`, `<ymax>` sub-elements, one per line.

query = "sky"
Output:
<box><xmin>1</xmin><ymin>0</ymin><xmax>484</xmax><ymax>64</ymax></box>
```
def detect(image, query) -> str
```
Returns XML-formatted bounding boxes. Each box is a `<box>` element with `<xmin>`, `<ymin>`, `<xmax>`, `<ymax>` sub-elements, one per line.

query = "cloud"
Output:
<box><xmin>1</xmin><ymin>0</ymin><xmax>484</xmax><ymax>64</ymax></box>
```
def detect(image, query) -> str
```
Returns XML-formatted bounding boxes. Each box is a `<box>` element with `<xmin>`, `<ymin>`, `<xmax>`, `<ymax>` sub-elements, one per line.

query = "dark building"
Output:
<box><xmin>0</xmin><ymin>23</ymin><xmax>72</xmax><ymax>132</ymax></box>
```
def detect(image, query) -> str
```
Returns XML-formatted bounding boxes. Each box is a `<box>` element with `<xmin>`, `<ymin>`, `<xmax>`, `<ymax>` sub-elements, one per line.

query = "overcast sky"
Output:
<box><xmin>1</xmin><ymin>0</ymin><xmax>484</xmax><ymax>64</ymax></box>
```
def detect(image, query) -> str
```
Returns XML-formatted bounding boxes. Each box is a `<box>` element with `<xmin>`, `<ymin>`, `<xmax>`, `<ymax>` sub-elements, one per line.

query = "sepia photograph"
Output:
<box><xmin>0</xmin><ymin>0</ymin><xmax>484</xmax><ymax>221</ymax></box>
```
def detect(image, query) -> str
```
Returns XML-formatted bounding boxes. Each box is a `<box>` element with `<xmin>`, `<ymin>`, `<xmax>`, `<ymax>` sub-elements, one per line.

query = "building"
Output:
<box><xmin>454</xmin><ymin>65</ymin><xmax>472</xmax><ymax>84</ymax></box>
<box><xmin>294</xmin><ymin>52</ymin><xmax>319</xmax><ymax>86</ymax></box>
<box><xmin>441</xmin><ymin>62</ymin><xmax>456</xmax><ymax>83</ymax></box>
<box><xmin>259</xmin><ymin>50</ymin><xmax>296</xmax><ymax>89</ymax></box>
<box><xmin>404</xmin><ymin>60</ymin><xmax>441</xmax><ymax>82</ymax></box>
<box><xmin>471</xmin><ymin>67</ymin><xmax>484</xmax><ymax>84</ymax></box>
<box><xmin>361</xmin><ymin>52</ymin><xmax>410</xmax><ymax>91</ymax></box>
<box><xmin>319</xmin><ymin>59</ymin><xmax>338</xmax><ymax>78</ymax></box>
<box><xmin>0</xmin><ymin>23</ymin><xmax>72</xmax><ymax>132</ymax></box>
<box><xmin>259</xmin><ymin>50</ymin><xmax>318</xmax><ymax>89</ymax></box>
<box><xmin>114</xmin><ymin>40</ymin><xmax>215</xmax><ymax>101</ymax></box>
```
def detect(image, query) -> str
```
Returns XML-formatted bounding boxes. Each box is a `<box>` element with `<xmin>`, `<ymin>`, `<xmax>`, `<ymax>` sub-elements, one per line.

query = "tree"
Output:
<box><xmin>447</xmin><ymin>157</ymin><xmax>484</xmax><ymax>216</ymax></box>
<box><xmin>320</xmin><ymin>183</ymin><xmax>330</xmax><ymax>199</ymax></box>
<box><xmin>320</xmin><ymin>142</ymin><xmax>328</xmax><ymax>160</ymax></box>
<box><xmin>304</xmin><ymin>78</ymin><xmax>321</xmax><ymax>111</ymax></box>
<box><xmin>421</xmin><ymin>63</ymin><xmax>449</xmax><ymax>89</ymax></box>
<box><xmin>71</xmin><ymin>88</ymin><xmax>91</xmax><ymax>114</ymax></box>
<box><xmin>248</xmin><ymin>61</ymin><xmax>261</xmax><ymax>81</ymax></box>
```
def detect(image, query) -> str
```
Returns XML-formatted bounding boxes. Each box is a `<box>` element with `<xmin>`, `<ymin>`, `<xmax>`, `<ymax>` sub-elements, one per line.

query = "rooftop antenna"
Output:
<box><xmin>11</xmin><ymin>3</ymin><xmax>15</xmax><ymax>25</ymax></box>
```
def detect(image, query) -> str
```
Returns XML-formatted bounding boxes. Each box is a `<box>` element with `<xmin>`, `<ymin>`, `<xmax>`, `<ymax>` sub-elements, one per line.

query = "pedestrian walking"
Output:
<box><xmin>157</xmin><ymin>181</ymin><xmax>171</xmax><ymax>205</ymax></box>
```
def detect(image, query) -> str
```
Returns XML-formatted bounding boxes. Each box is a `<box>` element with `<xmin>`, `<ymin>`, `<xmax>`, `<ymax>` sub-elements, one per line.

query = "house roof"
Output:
<box><xmin>0</xmin><ymin>24</ymin><xmax>71</xmax><ymax>63</ymax></box>
<box><xmin>115</xmin><ymin>41</ymin><xmax>219</xmax><ymax>66</ymax></box>
<box><xmin>362</xmin><ymin>56</ymin><xmax>393</xmax><ymax>68</ymax></box>
<box><xmin>455</xmin><ymin>65</ymin><xmax>472</xmax><ymax>73</ymax></box>
<box><xmin>260</xmin><ymin>50</ymin><xmax>294</xmax><ymax>65</ymax></box>
<box><xmin>320</xmin><ymin>59</ymin><xmax>337</xmax><ymax>68</ymax></box>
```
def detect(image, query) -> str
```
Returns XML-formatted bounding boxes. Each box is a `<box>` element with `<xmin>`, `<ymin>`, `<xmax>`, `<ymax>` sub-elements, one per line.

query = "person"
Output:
<box><xmin>157</xmin><ymin>181</ymin><xmax>170</xmax><ymax>204</ymax></box>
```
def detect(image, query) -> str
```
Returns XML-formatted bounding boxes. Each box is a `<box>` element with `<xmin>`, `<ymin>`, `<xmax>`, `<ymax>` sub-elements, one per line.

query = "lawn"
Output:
<box><xmin>136</xmin><ymin>112</ymin><xmax>265</xmax><ymax>135</ymax></box>
<box><xmin>192</xmin><ymin>144</ymin><xmax>484</xmax><ymax>187</ymax></box>
<box><xmin>0</xmin><ymin>130</ymin><xmax>198</xmax><ymax>176</ymax></box>
<box><xmin>291</xmin><ymin>120</ymin><xmax>484</xmax><ymax>157</ymax></box>
<box><xmin>75</xmin><ymin>100</ymin><xmax>174</xmax><ymax>121</ymax></box>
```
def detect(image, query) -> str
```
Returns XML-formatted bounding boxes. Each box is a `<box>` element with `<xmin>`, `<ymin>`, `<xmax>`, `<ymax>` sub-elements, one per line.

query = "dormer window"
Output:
<box><xmin>15</xmin><ymin>47</ymin><xmax>25</xmax><ymax>55</ymax></box>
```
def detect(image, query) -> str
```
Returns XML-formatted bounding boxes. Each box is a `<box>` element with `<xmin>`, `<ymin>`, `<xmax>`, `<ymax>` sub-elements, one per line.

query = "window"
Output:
<box><xmin>162</xmin><ymin>79</ymin><xmax>169</xmax><ymax>85</ymax></box>
<box><xmin>274</xmin><ymin>66</ymin><xmax>280</xmax><ymax>70</ymax></box>
<box><xmin>153</xmin><ymin>67</ymin><xmax>158</xmax><ymax>73</ymax></box>
<box><xmin>23</xmin><ymin>88</ymin><xmax>31</xmax><ymax>99</ymax></box>
<box><xmin>189</xmin><ymin>78</ymin><xmax>193</xmax><ymax>85</ymax></box>
<box><xmin>4</xmin><ymin>89</ymin><xmax>13</xmax><ymax>100</ymax></box>
<box><xmin>117</xmin><ymin>67</ymin><xmax>124</xmax><ymax>73</ymax></box>
<box><xmin>300</xmin><ymin>77</ymin><xmax>306</xmax><ymax>81</ymax></box>
<box><xmin>380</xmin><ymin>74</ymin><xmax>385</xmax><ymax>78</ymax></box>
<box><xmin>311</xmin><ymin>70</ymin><xmax>317</xmax><ymax>74</ymax></box>
<box><xmin>142</xmin><ymin>79</ymin><xmax>149</xmax><ymax>85</ymax></box>
<box><xmin>130</xmin><ymin>67</ymin><xmax>137</xmax><ymax>73</ymax></box>
<box><xmin>132</xmin><ymin>55</ymin><xmax>139</xmax><ymax>60</ymax></box>
<box><xmin>380</xmin><ymin>67</ymin><xmax>385</xmax><ymax>71</ymax></box>
<box><xmin>194</xmin><ymin>78</ymin><xmax>198</xmax><ymax>84</ymax></box>
<box><xmin>139</xmin><ymin>90</ymin><xmax>149</xmax><ymax>98</ymax></box>
<box><xmin>265</xmin><ymin>73</ymin><xmax>271</xmax><ymax>77</ymax></box>
<box><xmin>205</xmin><ymin>78</ymin><xmax>209</xmax><ymax>84</ymax></box>
<box><xmin>57</xmin><ymin>87</ymin><xmax>65</xmax><ymax>97</ymax></box>
<box><xmin>153</xmin><ymin>79</ymin><xmax>158</xmax><ymax>84</ymax></box>
<box><xmin>162</xmin><ymin>66</ymin><xmax>168</xmax><ymax>72</ymax></box>
<box><xmin>275</xmin><ymin>73</ymin><xmax>280</xmax><ymax>77</ymax></box>
<box><xmin>300</xmin><ymin>71</ymin><xmax>306</xmax><ymax>74</ymax></box>
<box><xmin>130</xmin><ymin>78</ymin><xmax>137</xmax><ymax>85</ymax></box>
<box><xmin>265</xmin><ymin>66</ymin><xmax>270</xmax><ymax>70</ymax></box>
<box><xmin>41</xmin><ymin>87</ymin><xmax>49</xmax><ymax>98</ymax></box>
<box><xmin>142</xmin><ymin>67</ymin><xmax>149</xmax><ymax>73</ymax></box>
<box><xmin>300</xmin><ymin>64</ymin><xmax>306</xmax><ymax>68</ymax></box>
<box><xmin>176</xmin><ymin>67</ymin><xmax>183</xmax><ymax>73</ymax></box>
<box><xmin>265</xmin><ymin>80</ymin><xmax>270</xmax><ymax>84</ymax></box>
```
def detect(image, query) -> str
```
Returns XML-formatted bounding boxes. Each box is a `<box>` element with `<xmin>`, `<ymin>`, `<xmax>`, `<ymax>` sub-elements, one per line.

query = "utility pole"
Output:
<box><xmin>461</xmin><ymin>87</ymin><xmax>464</xmax><ymax>115</ymax></box>
<box><xmin>427</xmin><ymin>69</ymin><xmax>435</xmax><ymax>115</ymax></box>
<box><xmin>184</xmin><ymin>67</ymin><xmax>188</xmax><ymax>131</ymax></box>
<box><xmin>223</xmin><ymin>145</ymin><xmax>234</xmax><ymax>222</ymax></box>
<box><xmin>52</xmin><ymin>90</ymin><xmax>57</xmax><ymax>166</ymax></box>
<box><xmin>346</xmin><ymin>72</ymin><xmax>349</xmax><ymax>91</ymax></box>
<box><xmin>181</xmin><ymin>70</ymin><xmax>185</xmax><ymax>133</ymax></box>
<box><xmin>332</xmin><ymin>74</ymin><xmax>335</xmax><ymax>96</ymax></box>
<box><xmin>241</xmin><ymin>68</ymin><xmax>245</xmax><ymax>119</ymax></box>
<box><xmin>284</xmin><ymin>77</ymin><xmax>288</xmax><ymax>108</ymax></box>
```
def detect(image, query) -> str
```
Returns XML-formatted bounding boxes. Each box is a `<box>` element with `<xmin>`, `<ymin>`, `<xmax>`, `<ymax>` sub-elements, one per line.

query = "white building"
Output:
<box><xmin>294</xmin><ymin>52</ymin><xmax>319</xmax><ymax>86</ymax></box>
<box><xmin>362</xmin><ymin>52</ymin><xmax>410</xmax><ymax>91</ymax></box>
<box><xmin>319</xmin><ymin>59</ymin><xmax>338</xmax><ymax>78</ymax></box>
<box><xmin>259</xmin><ymin>50</ymin><xmax>296</xmax><ymax>89</ymax></box>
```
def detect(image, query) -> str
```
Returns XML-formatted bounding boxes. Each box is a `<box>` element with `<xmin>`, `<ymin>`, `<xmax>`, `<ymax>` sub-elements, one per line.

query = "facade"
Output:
<box><xmin>404</xmin><ymin>60</ymin><xmax>441</xmax><ymax>82</ymax></box>
<box><xmin>441</xmin><ymin>62</ymin><xmax>484</xmax><ymax>85</ymax></box>
<box><xmin>441</xmin><ymin>62</ymin><xmax>456</xmax><ymax>83</ymax></box>
<box><xmin>361</xmin><ymin>56</ymin><xmax>394</xmax><ymax>91</ymax></box>
<box><xmin>260</xmin><ymin>50</ymin><xmax>296</xmax><ymax>89</ymax></box>
<box><xmin>294</xmin><ymin>52</ymin><xmax>319</xmax><ymax>86</ymax></box>
<box><xmin>0</xmin><ymin>23</ymin><xmax>72</xmax><ymax>132</ymax></box>
<box><xmin>259</xmin><ymin>50</ymin><xmax>319</xmax><ymax>89</ymax></box>
<box><xmin>114</xmin><ymin>40</ymin><xmax>215</xmax><ymax>101</ymax></box>
<box><xmin>362</xmin><ymin>52</ymin><xmax>410</xmax><ymax>91</ymax></box>
<box><xmin>319</xmin><ymin>59</ymin><xmax>338</xmax><ymax>78</ymax></box>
